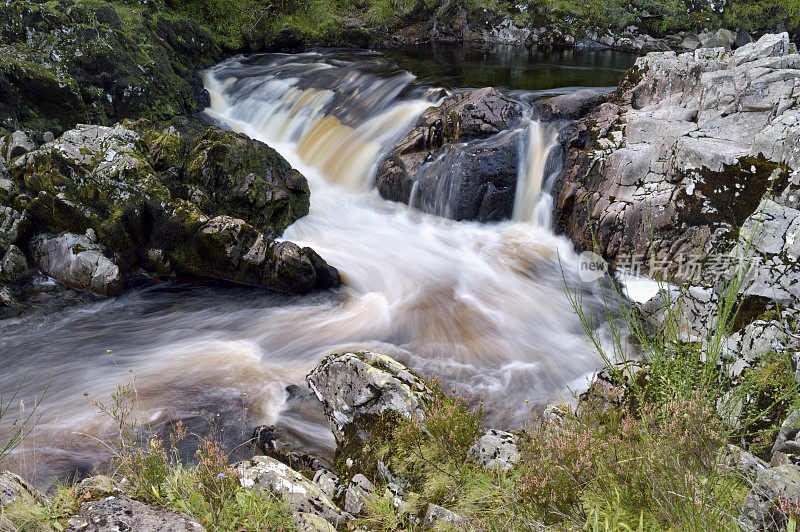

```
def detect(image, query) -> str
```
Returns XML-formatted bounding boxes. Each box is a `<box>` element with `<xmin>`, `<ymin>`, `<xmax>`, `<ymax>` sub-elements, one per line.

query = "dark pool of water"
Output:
<box><xmin>381</xmin><ymin>43</ymin><xmax>639</xmax><ymax>93</ymax></box>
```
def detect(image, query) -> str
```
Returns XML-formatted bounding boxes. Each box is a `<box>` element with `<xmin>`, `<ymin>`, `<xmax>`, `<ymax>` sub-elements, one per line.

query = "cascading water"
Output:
<box><xmin>513</xmin><ymin>119</ymin><xmax>562</xmax><ymax>226</ymax></box>
<box><xmin>0</xmin><ymin>48</ymin><xmax>627</xmax><ymax>486</ymax></box>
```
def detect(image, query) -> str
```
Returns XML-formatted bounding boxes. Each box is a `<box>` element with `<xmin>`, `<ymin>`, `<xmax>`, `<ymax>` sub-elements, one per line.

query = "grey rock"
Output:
<box><xmin>307</xmin><ymin>351</ymin><xmax>431</xmax><ymax>445</ymax></box>
<box><xmin>292</xmin><ymin>512</ymin><xmax>336</xmax><ymax>532</ymax></box>
<box><xmin>0</xmin><ymin>471</ymin><xmax>37</xmax><ymax>507</ymax></box>
<box><xmin>0</xmin><ymin>206</ymin><xmax>27</xmax><ymax>253</ymax></box>
<box><xmin>468</xmin><ymin>429</ymin><xmax>520</xmax><ymax>471</ymax></box>
<box><xmin>33</xmin><ymin>233</ymin><xmax>123</xmax><ymax>297</ymax></box>
<box><xmin>66</xmin><ymin>496</ymin><xmax>206</xmax><ymax>531</ymax></box>
<box><xmin>421</xmin><ymin>504</ymin><xmax>464</xmax><ymax>527</ymax></box>
<box><xmin>312</xmin><ymin>469</ymin><xmax>339</xmax><ymax>499</ymax></box>
<box><xmin>0</xmin><ymin>244</ymin><xmax>28</xmax><ymax>283</ymax></box>
<box><xmin>536</xmin><ymin>90</ymin><xmax>605</xmax><ymax>120</ymax></box>
<box><xmin>41</xmin><ymin>131</ymin><xmax>55</xmax><ymax>144</ymax></box>
<box><xmin>6</xmin><ymin>131</ymin><xmax>35</xmax><ymax>161</ymax></box>
<box><xmin>554</xmin><ymin>33</ymin><xmax>800</xmax><ymax>294</ymax></box>
<box><xmin>720</xmin><ymin>444</ymin><xmax>769</xmax><ymax>482</ymax></box>
<box><xmin>699</xmin><ymin>28</ymin><xmax>735</xmax><ymax>50</ymax></box>
<box><xmin>344</xmin><ymin>473</ymin><xmax>375</xmax><ymax>515</ymax></box>
<box><xmin>772</xmin><ymin>411</ymin><xmax>800</xmax><ymax>466</ymax></box>
<box><xmin>739</xmin><ymin>465</ymin><xmax>800</xmax><ymax>531</ymax></box>
<box><xmin>236</xmin><ymin>455</ymin><xmax>348</xmax><ymax>526</ymax></box>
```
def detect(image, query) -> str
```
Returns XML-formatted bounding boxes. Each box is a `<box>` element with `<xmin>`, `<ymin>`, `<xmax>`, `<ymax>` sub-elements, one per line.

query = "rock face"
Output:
<box><xmin>67</xmin><ymin>496</ymin><xmax>206</xmax><ymax>532</ymax></box>
<box><xmin>376</xmin><ymin>88</ymin><xmax>523</xmax><ymax>222</ymax></box>
<box><xmin>307</xmin><ymin>351</ymin><xmax>432</xmax><ymax>445</ymax></box>
<box><xmin>739</xmin><ymin>465</ymin><xmax>800</xmax><ymax>531</ymax></box>
<box><xmin>0</xmin><ymin>1</ymin><xmax>222</xmax><ymax>133</ymax></box>
<box><xmin>1</xmin><ymin>122</ymin><xmax>339</xmax><ymax>296</ymax></box>
<box><xmin>236</xmin><ymin>455</ymin><xmax>348</xmax><ymax>527</ymax></box>
<box><xmin>553</xmin><ymin>34</ymin><xmax>800</xmax><ymax>293</ymax></box>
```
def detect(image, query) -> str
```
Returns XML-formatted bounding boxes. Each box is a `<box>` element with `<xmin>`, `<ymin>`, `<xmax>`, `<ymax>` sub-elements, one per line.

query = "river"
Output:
<box><xmin>0</xmin><ymin>45</ymin><xmax>637</xmax><ymax>486</ymax></box>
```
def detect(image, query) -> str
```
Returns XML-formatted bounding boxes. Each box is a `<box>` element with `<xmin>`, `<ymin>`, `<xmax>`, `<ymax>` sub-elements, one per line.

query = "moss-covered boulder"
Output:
<box><xmin>0</xmin><ymin>0</ymin><xmax>222</xmax><ymax>133</ymax></box>
<box><xmin>4</xmin><ymin>122</ymin><xmax>339</xmax><ymax>296</ymax></box>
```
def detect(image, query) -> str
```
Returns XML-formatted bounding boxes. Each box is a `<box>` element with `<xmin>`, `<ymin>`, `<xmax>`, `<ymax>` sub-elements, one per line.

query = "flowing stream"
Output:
<box><xmin>0</xmin><ymin>46</ymin><xmax>636</xmax><ymax>486</ymax></box>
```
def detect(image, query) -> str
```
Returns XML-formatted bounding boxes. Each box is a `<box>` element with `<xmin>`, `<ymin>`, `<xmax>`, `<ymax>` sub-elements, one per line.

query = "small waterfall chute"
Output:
<box><xmin>512</xmin><ymin>118</ymin><xmax>562</xmax><ymax>227</ymax></box>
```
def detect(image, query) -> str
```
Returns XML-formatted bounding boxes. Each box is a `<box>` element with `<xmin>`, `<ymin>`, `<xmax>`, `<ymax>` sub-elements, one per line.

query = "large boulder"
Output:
<box><xmin>553</xmin><ymin>34</ymin><xmax>800</xmax><ymax>297</ymax></box>
<box><xmin>66</xmin><ymin>495</ymin><xmax>206</xmax><ymax>532</ymax></box>
<box><xmin>376</xmin><ymin>87</ymin><xmax>523</xmax><ymax>222</ymax></box>
<box><xmin>33</xmin><ymin>232</ymin><xmax>123</xmax><ymax>296</ymax></box>
<box><xmin>307</xmin><ymin>351</ymin><xmax>432</xmax><ymax>446</ymax></box>
<box><xmin>4</xmin><ymin>122</ymin><xmax>339</xmax><ymax>296</ymax></box>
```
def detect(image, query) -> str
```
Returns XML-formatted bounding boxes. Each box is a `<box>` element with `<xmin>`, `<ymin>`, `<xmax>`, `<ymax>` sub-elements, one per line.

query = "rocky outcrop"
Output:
<box><xmin>0</xmin><ymin>470</ymin><xmax>37</xmax><ymax>507</ymax></box>
<box><xmin>307</xmin><ymin>351</ymin><xmax>432</xmax><ymax>445</ymax></box>
<box><xmin>66</xmin><ymin>496</ymin><xmax>206</xmax><ymax>532</ymax></box>
<box><xmin>376</xmin><ymin>88</ymin><xmax>523</xmax><ymax>222</ymax></box>
<box><xmin>553</xmin><ymin>34</ymin><xmax>800</xmax><ymax>294</ymax></box>
<box><xmin>1</xmin><ymin>122</ymin><xmax>339</xmax><ymax>297</ymax></box>
<box><xmin>236</xmin><ymin>455</ymin><xmax>349</xmax><ymax>527</ymax></box>
<box><xmin>0</xmin><ymin>1</ymin><xmax>222</xmax><ymax>134</ymax></box>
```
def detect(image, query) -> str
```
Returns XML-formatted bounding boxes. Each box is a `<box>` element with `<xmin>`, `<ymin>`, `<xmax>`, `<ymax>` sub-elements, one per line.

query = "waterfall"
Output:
<box><xmin>513</xmin><ymin>119</ymin><xmax>562</xmax><ymax>227</ymax></box>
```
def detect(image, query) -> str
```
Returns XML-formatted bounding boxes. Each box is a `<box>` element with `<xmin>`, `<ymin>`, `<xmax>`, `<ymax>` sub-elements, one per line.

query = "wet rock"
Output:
<box><xmin>236</xmin><ymin>455</ymin><xmax>348</xmax><ymax>526</ymax></box>
<box><xmin>553</xmin><ymin>33</ymin><xmax>800</xmax><ymax>294</ymax></box>
<box><xmin>66</xmin><ymin>495</ymin><xmax>206</xmax><ymax>531</ymax></box>
<box><xmin>307</xmin><ymin>351</ymin><xmax>432</xmax><ymax>445</ymax></box>
<box><xmin>376</xmin><ymin>88</ymin><xmax>523</xmax><ymax>222</ymax></box>
<box><xmin>344</xmin><ymin>473</ymin><xmax>376</xmax><ymax>515</ymax></box>
<box><xmin>739</xmin><ymin>465</ymin><xmax>800</xmax><ymax>531</ymax></box>
<box><xmin>536</xmin><ymin>90</ymin><xmax>605</xmax><ymax>121</ymax></box>
<box><xmin>720</xmin><ymin>445</ymin><xmax>770</xmax><ymax>482</ymax></box>
<box><xmin>468</xmin><ymin>429</ymin><xmax>520</xmax><ymax>471</ymax></box>
<box><xmin>183</xmin><ymin>127</ymin><xmax>311</xmax><ymax>236</ymax></box>
<box><xmin>33</xmin><ymin>233</ymin><xmax>123</xmax><ymax>297</ymax></box>
<box><xmin>250</xmin><ymin>424</ymin><xmax>334</xmax><ymax>473</ymax></box>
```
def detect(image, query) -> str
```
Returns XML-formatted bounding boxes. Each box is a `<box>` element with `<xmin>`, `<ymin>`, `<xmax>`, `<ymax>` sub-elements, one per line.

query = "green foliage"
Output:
<box><xmin>724</xmin><ymin>0</ymin><xmax>800</xmax><ymax>36</ymax></box>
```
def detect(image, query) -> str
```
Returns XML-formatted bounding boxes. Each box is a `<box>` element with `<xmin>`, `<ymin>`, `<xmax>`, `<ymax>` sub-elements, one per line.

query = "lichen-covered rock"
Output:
<box><xmin>5</xmin><ymin>130</ymin><xmax>34</xmax><ymax>161</ymax></box>
<box><xmin>293</xmin><ymin>512</ymin><xmax>336</xmax><ymax>532</ymax></box>
<box><xmin>720</xmin><ymin>444</ymin><xmax>769</xmax><ymax>482</ymax></box>
<box><xmin>5</xmin><ymin>122</ymin><xmax>339</xmax><ymax>296</ymax></box>
<box><xmin>66</xmin><ymin>495</ymin><xmax>206</xmax><ymax>532</ymax></box>
<box><xmin>739</xmin><ymin>465</ymin><xmax>800</xmax><ymax>531</ymax></box>
<box><xmin>771</xmin><ymin>411</ymin><xmax>800</xmax><ymax>466</ymax></box>
<box><xmin>307</xmin><ymin>351</ymin><xmax>432</xmax><ymax>445</ymax></box>
<box><xmin>376</xmin><ymin>88</ymin><xmax>523</xmax><ymax>222</ymax></box>
<box><xmin>33</xmin><ymin>232</ymin><xmax>123</xmax><ymax>296</ymax></box>
<box><xmin>236</xmin><ymin>455</ymin><xmax>348</xmax><ymax>527</ymax></box>
<box><xmin>553</xmin><ymin>33</ymin><xmax>800</xmax><ymax>296</ymax></box>
<box><xmin>468</xmin><ymin>429</ymin><xmax>520</xmax><ymax>471</ymax></box>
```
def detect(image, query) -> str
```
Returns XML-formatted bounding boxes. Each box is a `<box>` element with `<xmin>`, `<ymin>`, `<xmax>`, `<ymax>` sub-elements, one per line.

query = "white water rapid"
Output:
<box><xmin>0</xmin><ymin>50</ymin><xmax>617</xmax><ymax>486</ymax></box>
